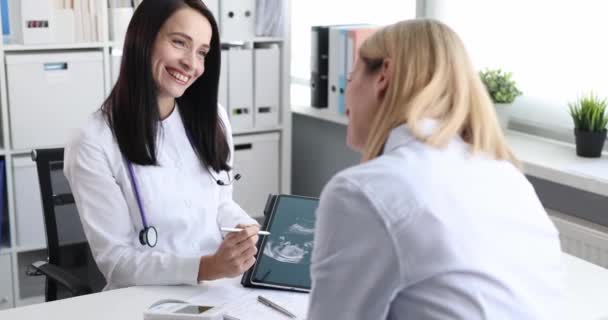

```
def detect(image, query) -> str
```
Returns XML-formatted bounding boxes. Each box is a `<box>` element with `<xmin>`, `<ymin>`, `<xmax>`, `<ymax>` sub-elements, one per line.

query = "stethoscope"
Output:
<box><xmin>125</xmin><ymin>128</ymin><xmax>241</xmax><ymax>248</ymax></box>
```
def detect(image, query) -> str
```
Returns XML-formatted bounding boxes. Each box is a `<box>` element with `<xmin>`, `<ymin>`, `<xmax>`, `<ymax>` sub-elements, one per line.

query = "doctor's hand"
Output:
<box><xmin>198</xmin><ymin>224</ymin><xmax>260</xmax><ymax>281</ymax></box>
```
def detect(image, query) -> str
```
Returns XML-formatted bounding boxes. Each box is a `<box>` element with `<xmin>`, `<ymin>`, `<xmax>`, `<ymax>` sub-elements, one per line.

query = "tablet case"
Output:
<box><xmin>241</xmin><ymin>194</ymin><xmax>279</xmax><ymax>290</ymax></box>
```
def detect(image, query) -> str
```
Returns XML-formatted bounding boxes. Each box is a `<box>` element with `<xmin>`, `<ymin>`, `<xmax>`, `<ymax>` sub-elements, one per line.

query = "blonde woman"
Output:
<box><xmin>307</xmin><ymin>19</ymin><xmax>564</xmax><ymax>319</ymax></box>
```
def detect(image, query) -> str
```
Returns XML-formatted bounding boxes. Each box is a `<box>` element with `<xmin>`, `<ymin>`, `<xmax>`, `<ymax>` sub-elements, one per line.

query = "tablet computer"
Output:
<box><xmin>241</xmin><ymin>194</ymin><xmax>319</xmax><ymax>293</ymax></box>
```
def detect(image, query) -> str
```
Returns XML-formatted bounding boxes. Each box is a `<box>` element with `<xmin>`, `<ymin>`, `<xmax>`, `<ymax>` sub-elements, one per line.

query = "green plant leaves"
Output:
<box><xmin>479</xmin><ymin>68</ymin><xmax>523</xmax><ymax>103</ymax></box>
<box><xmin>568</xmin><ymin>92</ymin><xmax>608</xmax><ymax>132</ymax></box>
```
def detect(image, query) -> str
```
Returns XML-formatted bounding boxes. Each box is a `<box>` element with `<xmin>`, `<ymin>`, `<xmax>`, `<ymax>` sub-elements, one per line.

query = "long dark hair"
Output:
<box><xmin>102</xmin><ymin>0</ymin><xmax>229</xmax><ymax>172</ymax></box>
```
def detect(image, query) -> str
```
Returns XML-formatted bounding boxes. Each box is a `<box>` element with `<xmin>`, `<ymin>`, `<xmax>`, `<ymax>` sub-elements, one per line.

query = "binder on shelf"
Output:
<box><xmin>4</xmin><ymin>0</ymin><xmax>106</xmax><ymax>45</ymax></box>
<box><xmin>328</xmin><ymin>25</ymin><xmax>373</xmax><ymax>115</ymax></box>
<box><xmin>227</xmin><ymin>47</ymin><xmax>254</xmax><ymax>130</ymax></box>
<box><xmin>254</xmin><ymin>45</ymin><xmax>280</xmax><ymax>128</ymax></box>
<box><xmin>339</xmin><ymin>27</ymin><xmax>376</xmax><ymax>114</ymax></box>
<box><xmin>345</xmin><ymin>28</ymin><xmax>377</xmax><ymax>76</ymax></box>
<box><xmin>109</xmin><ymin>7</ymin><xmax>133</xmax><ymax>45</ymax></box>
<box><xmin>1</xmin><ymin>0</ymin><xmax>10</xmax><ymax>43</ymax></box>
<box><xmin>54</xmin><ymin>9</ymin><xmax>75</xmax><ymax>44</ymax></box>
<box><xmin>219</xmin><ymin>49</ymin><xmax>228</xmax><ymax>108</ymax></box>
<box><xmin>81</xmin><ymin>0</ymin><xmax>92</xmax><ymax>42</ymax></box>
<box><xmin>220</xmin><ymin>0</ymin><xmax>255</xmax><ymax>42</ymax></box>
<box><xmin>73</xmin><ymin>0</ymin><xmax>82</xmax><ymax>41</ymax></box>
<box><xmin>16</xmin><ymin>0</ymin><xmax>55</xmax><ymax>44</ymax></box>
<box><xmin>327</xmin><ymin>27</ymin><xmax>340</xmax><ymax>113</ymax></box>
<box><xmin>311</xmin><ymin>25</ymin><xmax>329</xmax><ymax>108</ymax></box>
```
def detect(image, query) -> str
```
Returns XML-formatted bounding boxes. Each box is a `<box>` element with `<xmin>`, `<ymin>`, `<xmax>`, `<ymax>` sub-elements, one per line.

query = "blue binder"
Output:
<box><xmin>0</xmin><ymin>0</ymin><xmax>9</xmax><ymax>36</ymax></box>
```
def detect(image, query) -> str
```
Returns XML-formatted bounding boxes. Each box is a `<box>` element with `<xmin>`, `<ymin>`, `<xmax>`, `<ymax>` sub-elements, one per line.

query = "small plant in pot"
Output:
<box><xmin>479</xmin><ymin>68</ymin><xmax>523</xmax><ymax>131</ymax></box>
<box><xmin>568</xmin><ymin>92</ymin><xmax>608</xmax><ymax>158</ymax></box>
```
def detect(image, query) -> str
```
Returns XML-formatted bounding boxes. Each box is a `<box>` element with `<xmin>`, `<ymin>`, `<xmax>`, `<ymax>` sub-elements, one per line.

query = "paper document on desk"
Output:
<box><xmin>567</xmin><ymin>159</ymin><xmax>608</xmax><ymax>183</ymax></box>
<box><xmin>189</xmin><ymin>287</ymin><xmax>309</xmax><ymax>320</ymax></box>
<box><xmin>219</xmin><ymin>290</ymin><xmax>309</xmax><ymax>320</ymax></box>
<box><xmin>188</xmin><ymin>278</ymin><xmax>254</xmax><ymax>306</ymax></box>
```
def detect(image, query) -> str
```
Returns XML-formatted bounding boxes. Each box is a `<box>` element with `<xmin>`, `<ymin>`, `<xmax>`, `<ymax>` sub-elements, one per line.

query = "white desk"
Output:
<box><xmin>1</xmin><ymin>253</ymin><xmax>607</xmax><ymax>320</ymax></box>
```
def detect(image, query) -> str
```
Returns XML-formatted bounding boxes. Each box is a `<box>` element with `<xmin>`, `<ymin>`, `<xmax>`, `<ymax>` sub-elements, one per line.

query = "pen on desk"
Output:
<box><xmin>257</xmin><ymin>295</ymin><xmax>296</xmax><ymax>319</ymax></box>
<box><xmin>220</xmin><ymin>227</ymin><xmax>271</xmax><ymax>236</ymax></box>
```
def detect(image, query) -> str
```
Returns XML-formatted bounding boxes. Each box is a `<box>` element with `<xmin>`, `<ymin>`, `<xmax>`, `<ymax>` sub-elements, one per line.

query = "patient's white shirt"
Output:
<box><xmin>308</xmin><ymin>120</ymin><xmax>565</xmax><ymax>319</ymax></box>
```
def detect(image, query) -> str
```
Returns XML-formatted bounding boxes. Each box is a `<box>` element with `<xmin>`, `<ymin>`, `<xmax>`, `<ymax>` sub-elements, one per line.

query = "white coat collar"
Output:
<box><xmin>382</xmin><ymin>118</ymin><xmax>440</xmax><ymax>154</ymax></box>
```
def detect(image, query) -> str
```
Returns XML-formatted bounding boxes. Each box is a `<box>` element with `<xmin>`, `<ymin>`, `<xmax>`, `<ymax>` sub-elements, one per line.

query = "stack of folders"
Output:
<box><xmin>1</xmin><ymin>0</ymin><xmax>105</xmax><ymax>44</ymax></box>
<box><xmin>311</xmin><ymin>25</ymin><xmax>378</xmax><ymax>114</ymax></box>
<box><xmin>219</xmin><ymin>43</ymin><xmax>281</xmax><ymax>132</ymax></box>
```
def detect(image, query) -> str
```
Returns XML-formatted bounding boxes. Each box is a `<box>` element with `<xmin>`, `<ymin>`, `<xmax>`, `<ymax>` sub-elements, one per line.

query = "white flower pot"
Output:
<box><xmin>494</xmin><ymin>103</ymin><xmax>513</xmax><ymax>131</ymax></box>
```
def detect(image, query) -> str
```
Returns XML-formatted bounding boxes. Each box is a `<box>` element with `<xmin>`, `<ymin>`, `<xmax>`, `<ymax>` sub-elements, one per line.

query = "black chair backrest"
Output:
<box><xmin>32</xmin><ymin>148</ymin><xmax>105</xmax><ymax>301</ymax></box>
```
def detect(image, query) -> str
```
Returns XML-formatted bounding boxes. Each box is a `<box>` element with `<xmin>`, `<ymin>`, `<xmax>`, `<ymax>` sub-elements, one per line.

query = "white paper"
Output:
<box><xmin>216</xmin><ymin>291</ymin><xmax>309</xmax><ymax>320</ymax></box>
<box><xmin>188</xmin><ymin>278</ymin><xmax>253</xmax><ymax>306</ymax></box>
<box><xmin>187</xmin><ymin>278</ymin><xmax>309</xmax><ymax>320</ymax></box>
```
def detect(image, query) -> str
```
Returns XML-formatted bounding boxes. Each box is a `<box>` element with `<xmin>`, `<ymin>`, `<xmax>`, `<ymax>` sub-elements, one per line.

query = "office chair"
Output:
<box><xmin>29</xmin><ymin>148</ymin><xmax>106</xmax><ymax>301</ymax></box>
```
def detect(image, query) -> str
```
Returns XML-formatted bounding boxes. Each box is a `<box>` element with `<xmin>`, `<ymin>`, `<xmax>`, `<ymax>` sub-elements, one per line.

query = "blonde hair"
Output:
<box><xmin>359</xmin><ymin>19</ymin><xmax>520</xmax><ymax>168</ymax></box>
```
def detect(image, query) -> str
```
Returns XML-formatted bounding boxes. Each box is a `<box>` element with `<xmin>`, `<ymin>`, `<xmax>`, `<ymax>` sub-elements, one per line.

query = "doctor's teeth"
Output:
<box><xmin>169</xmin><ymin>71</ymin><xmax>188</xmax><ymax>82</ymax></box>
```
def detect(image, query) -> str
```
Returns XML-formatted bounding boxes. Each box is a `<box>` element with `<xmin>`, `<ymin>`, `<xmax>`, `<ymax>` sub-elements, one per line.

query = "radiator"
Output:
<box><xmin>549</xmin><ymin>210</ymin><xmax>608</xmax><ymax>269</ymax></box>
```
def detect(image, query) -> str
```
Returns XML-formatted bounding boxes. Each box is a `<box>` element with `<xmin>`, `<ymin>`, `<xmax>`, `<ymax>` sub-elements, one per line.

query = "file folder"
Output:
<box><xmin>220</xmin><ymin>0</ymin><xmax>256</xmax><ymax>42</ymax></box>
<box><xmin>227</xmin><ymin>47</ymin><xmax>254</xmax><ymax>130</ymax></box>
<box><xmin>311</xmin><ymin>25</ymin><xmax>329</xmax><ymax>108</ymax></box>
<box><xmin>327</xmin><ymin>26</ymin><xmax>342</xmax><ymax>114</ymax></box>
<box><xmin>23</xmin><ymin>0</ymin><xmax>54</xmax><ymax>43</ymax></box>
<box><xmin>336</xmin><ymin>27</ymin><xmax>350</xmax><ymax>115</ymax></box>
<box><xmin>219</xmin><ymin>49</ymin><xmax>228</xmax><ymax>108</ymax></box>
<box><xmin>327</xmin><ymin>25</ymin><xmax>374</xmax><ymax>114</ymax></box>
<box><xmin>346</xmin><ymin>28</ymin><xmax>377</xmax><ymax>79</ymax></box>
<box><xmin>339</xmin><ymin>27</ymin><xmax>376</xmax><ymax>114</ymax></box>
<box><xmin>254</xmin><ymin>45</ymin><xmax>280</xmax><ymax>128</ymax></box>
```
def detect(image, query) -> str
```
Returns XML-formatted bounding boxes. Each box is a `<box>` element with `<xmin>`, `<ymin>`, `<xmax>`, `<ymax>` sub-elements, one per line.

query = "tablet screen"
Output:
<box><xmin>250</xmin><ymin>195</ymin><xmax>319</xmax><ymax>291</ymax></box>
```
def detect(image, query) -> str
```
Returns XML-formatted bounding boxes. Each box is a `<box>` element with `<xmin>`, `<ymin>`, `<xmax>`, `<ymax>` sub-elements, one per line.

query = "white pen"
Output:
<box><xmin>220</xmin><ymin>227</ymin><xmax>271</xmax><ymax>236</ymax></box>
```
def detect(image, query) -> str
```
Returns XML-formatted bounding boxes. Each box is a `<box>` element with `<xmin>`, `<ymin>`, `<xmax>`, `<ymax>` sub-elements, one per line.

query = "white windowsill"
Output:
<box><xmin>291</xmin><ymin>105</ymin><xmax>608</xmax><ymax>197</ymax></box>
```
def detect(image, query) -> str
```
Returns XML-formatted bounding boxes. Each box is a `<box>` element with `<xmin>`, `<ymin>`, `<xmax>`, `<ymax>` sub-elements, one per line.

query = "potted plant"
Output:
<box><xmin>479</xmin><ymin>68</ymin><xmax>523</xmax><ymax>130</ymax></box>
<box><xmin>568</xmin><ymin>93</ymin><xmax>608</xmax><ymax>158</ymax></box>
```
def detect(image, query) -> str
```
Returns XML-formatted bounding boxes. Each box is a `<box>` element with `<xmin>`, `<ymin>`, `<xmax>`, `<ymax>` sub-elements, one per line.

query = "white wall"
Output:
<box><xmin>425</xmin><ymin>0</ymin><xmax>608</xmax><ymax>136</ymax></box>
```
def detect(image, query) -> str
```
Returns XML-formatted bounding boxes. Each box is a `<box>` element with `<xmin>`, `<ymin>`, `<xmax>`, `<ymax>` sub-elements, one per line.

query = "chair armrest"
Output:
<box><xmin>31</xmin><ymin>261</ymin><xmax>93</xmax><ymax>297</ymax></box>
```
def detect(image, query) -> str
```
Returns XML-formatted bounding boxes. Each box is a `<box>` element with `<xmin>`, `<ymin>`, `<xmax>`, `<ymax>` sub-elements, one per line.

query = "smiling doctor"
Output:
<box><xmin>64</xmin><ymin>0</ymin><xmax>259</xmax><ymax>290</ymax></box>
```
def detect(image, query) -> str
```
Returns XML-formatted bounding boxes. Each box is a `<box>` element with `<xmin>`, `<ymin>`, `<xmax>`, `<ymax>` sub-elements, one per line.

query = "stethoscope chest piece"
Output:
<box><xmin>139</xmin><ymin>226</ymin><xmax>158</xmax><ymax>247</ymax></box>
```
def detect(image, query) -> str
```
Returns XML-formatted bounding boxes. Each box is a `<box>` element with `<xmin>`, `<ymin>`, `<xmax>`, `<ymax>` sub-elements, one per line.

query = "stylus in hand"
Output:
<box><xmin>257</xmin><ymin>295</ymin><xmax>296</xmax><ymax>318</ymax></box>
<box><xmin>220</xmin><ymin>227</ymin><xmax>271</xmax><ymax>236</ymax></box>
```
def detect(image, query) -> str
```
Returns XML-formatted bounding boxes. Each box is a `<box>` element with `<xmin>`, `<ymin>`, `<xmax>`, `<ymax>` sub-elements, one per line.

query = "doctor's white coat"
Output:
<box><xmin>64</xmin><ymin>105</ymin><xmax>256</xmax><ymax>290</ymax></box>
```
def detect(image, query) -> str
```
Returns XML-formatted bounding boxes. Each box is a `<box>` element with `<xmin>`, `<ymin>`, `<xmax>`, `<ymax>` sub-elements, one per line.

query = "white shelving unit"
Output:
<box><xmin>0</xmin><ymin>0</ymin><xmax>291</xmax><ymax>310</ymax></box>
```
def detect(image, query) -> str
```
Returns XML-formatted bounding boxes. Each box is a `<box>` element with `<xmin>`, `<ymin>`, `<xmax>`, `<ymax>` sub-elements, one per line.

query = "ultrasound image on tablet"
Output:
<box><xmin>251</xmin><ymin>195</ymin><xmax>319</xmax><ymax>290</ymax></box>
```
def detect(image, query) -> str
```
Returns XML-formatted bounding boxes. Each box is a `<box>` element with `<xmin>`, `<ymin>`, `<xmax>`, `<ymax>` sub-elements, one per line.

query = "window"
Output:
<box><xmin>290</xmin><ymin>0</ymin><xmax>417</xmax><ymax>105</ymax></box>
<box><xmin>426</xmin><ymin>0</ymin><xmax>608</xmax><ymax>137</ymax></box>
